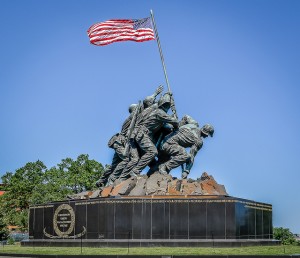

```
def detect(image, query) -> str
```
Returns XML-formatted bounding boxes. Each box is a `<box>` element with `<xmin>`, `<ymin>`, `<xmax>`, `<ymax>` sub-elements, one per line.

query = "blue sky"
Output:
<box><xmin>0</xmin><ymin>0</ymin><xmax>299</xmax><ymax>233</ymax></box>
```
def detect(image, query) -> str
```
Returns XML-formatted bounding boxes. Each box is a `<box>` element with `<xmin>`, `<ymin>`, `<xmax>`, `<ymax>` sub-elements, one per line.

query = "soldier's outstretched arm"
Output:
<box><xmin>154</xmin><ymin>85</ymin><xmax>163</xmax><ymax>97</ymax></box>
<box><xmin>143</xmin><ymin>85</ymin><xmax>163</xmax><ymax>108</ymax></box>
<box><xmin>113</xmin><ymin>142</ymin><xmax>127</xmax><ymax>160</ymax></box>
<box><xmin>188</xmin><ymin>149</ymin><xmax>197</xmax><ymax>171</ymax></box>
<box><xmin>156</xmin><ymin>109</ymin><xmax>179</xmax><ymax>128</ymax></box>
<box><xmin>185</xmin><ymin>141</ymin><xmax>203</xmax><ymax>173</ymax></box>
<box><xmin>189</xmin><ymin>144</ymin><xmax>201</xmax><ymax>163</ymax></box>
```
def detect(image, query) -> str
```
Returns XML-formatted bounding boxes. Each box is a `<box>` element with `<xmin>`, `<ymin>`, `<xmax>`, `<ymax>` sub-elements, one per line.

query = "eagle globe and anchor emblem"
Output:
<box><xmin>43</xmin><ymin>204</ymin><xmax>86</xmax><ymax>239</ymax></box>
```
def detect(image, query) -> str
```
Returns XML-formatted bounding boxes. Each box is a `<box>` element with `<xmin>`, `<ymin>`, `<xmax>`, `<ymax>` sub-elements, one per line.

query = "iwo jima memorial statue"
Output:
<box><xmin>23</xmin><ymin>13</ymin><xmax>277</xmax><ymax>247</ymax></box>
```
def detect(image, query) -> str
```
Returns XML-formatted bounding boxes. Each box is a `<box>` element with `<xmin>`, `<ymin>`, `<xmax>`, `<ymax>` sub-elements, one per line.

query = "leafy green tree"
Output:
<box><xmin>1</xmin><ymin>161</ymin><xmax>46</xmax><ymax>231</ymax></box>
<box><xmin>0</xmin><ymin>155</ymin><xmax>104</xmax><ymax>232</ymax></box>
<box><xmin>2</xmin><ymin>155</ymin><xmax>103</xmax><ymax>206</ymax></box>
<box><xmin>274</xmin><ymin>227</ymin><xmax>296</xmax><ymax>245</ymax></box>
<box><xmin>1</xmin><ymin>172</ymin><xmax>12</xmax><ymax>189</ymax></box>
<box><xmin>58</xmin><ymin>154</ymin><xmax>103</xmax><ymax>193</ymax></box>
<box><xmin>30</xmin><ymin>166</ymin><xmax>72</xmax><ymax>204</ymax></box>
<box><xmin>0</xmin><ymin>202</ymin><xmax>9</xmax><ymax>241</ymax></box>
<box><xmin>2</xmin><ymin>161</ymin><xmax>46</xmax><ymax>210</ymax></box>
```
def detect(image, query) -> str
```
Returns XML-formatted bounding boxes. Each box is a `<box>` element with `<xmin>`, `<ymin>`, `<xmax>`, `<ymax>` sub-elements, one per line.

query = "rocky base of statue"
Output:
<box><xmin>68</xmin><ymin>172</ymin><xmax>227</xmax><ymax>200</ymax></box>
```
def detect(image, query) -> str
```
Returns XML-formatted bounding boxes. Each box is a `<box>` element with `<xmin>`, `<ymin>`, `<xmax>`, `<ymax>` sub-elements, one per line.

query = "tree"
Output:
<box><xmin>30</xmin><ymin>166</ymin><xmax>73</xmax><ymax>204</ymax></box>
<box><xmin>0</xmin><ymin>201</ymin><xmax>9</xmax><ymax>241</ymax></box>
<box><xmin>2</xmin><ymin>161</ymin><xmax>46</xmax><ymax>210</ymax></box>
<box><xmin>1</xmin><ymin>161</ymin><xmax>46</xmax><ymax>231</ymax></box>
<box><xmin>57</xmin><ymin>154</ymin><xmax>103</xmax><ymax>193</ymax></box>
<box><xmin>273</xmin><ymin>227</ymin><xmax>296</xmax><ymax>245</ymax></box>
<box><xmin>0</xmin><ymin>155</ymin><xmax>104</xmax><ymax>232</ymax></box>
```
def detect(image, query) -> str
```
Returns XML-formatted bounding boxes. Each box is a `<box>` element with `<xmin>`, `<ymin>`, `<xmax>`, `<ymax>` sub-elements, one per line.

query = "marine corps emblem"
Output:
<box><xmin>43</xmin><ymin>204</ymin><xmax>86</xmax><ymax>239</ymax></box>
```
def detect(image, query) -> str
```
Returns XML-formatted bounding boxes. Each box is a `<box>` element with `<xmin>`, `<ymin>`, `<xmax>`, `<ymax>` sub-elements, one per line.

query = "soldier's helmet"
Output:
<box><xmin>128</xmin><ymin>104</ymin><xmax>138</xmax><ymax>113</ymax></box>
<box><xmin>143</xmin><ymin>96</ymin><xmax>155</xmax><ymax>108</ymax></box>
<box><xmin>179</xmin><ymin>115</ymin><xmax>199</xmax><ymax>127</ymax></box>
<box><xmin>201</xmin><ymin>124</ymin><xmax>214</xmax><ymax>137</ymax></box>
<box><xmin>158</xmin><ymin>93</ymin><xmax>172</xmax><ymax>108</ymax></box>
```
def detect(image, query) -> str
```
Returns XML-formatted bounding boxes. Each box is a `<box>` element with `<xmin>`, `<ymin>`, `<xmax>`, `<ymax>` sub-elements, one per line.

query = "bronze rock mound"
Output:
<box><xmin>69</xmin><ymin>172</ymin><xmax>228</xmax><ymax>199</ymax></box>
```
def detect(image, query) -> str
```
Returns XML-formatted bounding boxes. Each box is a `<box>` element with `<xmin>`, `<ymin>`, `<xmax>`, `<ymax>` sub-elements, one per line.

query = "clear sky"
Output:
<box><xmin>0</xmin><ymin>0</ymin><xmax>299</xmax><ymax>233</ymax></box>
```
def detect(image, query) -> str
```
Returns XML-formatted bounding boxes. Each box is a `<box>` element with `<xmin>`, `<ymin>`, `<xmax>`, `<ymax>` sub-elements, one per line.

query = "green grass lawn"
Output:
<box><xmin>0</xmin><ymin>243</ymin><xmax>300</xmax><ymax>256</ymax></box>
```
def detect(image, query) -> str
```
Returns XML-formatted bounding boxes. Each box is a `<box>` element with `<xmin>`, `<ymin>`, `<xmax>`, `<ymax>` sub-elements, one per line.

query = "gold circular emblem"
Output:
<box><xmin>53</xmin><ymin>204</ymin><xmax>75</xmax><ymax>237</ymax></box>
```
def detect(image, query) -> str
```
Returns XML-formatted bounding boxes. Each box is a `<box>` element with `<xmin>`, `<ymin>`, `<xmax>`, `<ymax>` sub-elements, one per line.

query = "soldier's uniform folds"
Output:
<box><xmin>96</xmin><ymin>114</ymin><xmax>135</xmax><ymax>187</ymax></box>
<box><xmin>160</xmin><ymin>124</ymin><xmax>203</xmax><ymax>175</ymax></box>
<box><xmin>129</xmin><ymin>108</ymin><xmax>178</xmax><ymax>175</ymax></box>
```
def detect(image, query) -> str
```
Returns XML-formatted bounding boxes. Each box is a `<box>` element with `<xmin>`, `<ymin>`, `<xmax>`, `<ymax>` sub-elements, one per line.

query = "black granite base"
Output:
<box><xmin>21</xmin><ymin>238</ymin><xmax>280</xmax><ymax>247</ymax></box>
<box><xmin>22</xmin><ymin>195</ymin><xmax>274</xmax><ymax>247</ymax></box>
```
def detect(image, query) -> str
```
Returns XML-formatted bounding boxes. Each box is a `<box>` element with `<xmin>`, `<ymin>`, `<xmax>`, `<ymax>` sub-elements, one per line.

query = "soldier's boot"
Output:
<box><xmin>105</xmin><ymin>178</ymin><xmax>114</xmax><ymax>187</ymax></box>
<box><xmin>129</xmin><ymin>168</ymin><xmax>140</xmax><ymax>178</ymax></box>
<box><xmin>182</xmin><ymin>170</ymin><xmax>189</xmax><ymax>179</ymax></box>
<box><xmin>105</xmin><ymin>172</ymin><xmax>119</xmax><ymax>186</ymax></box>
<box><xmin>159</xmin><ymin>164</ymin><xmax>169</xmax><ymax>176</ymax></box>
<box><xmin>96</xmin><ymin>179</ymin><xmax>105</xmax><ymax>188</ymax></box>
<box><xmin>147</xmin><ymin>159</ymin><xmax>160</xmax><ymax>177</ymax></box>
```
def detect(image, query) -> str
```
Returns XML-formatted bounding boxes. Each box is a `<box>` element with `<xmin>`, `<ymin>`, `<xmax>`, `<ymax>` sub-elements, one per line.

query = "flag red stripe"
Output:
<box><xmin>90</xmin><ymin>27</ymin><xmax>153</xmax><ymax>34</ymax></box>
<box><xmin>89</xmin><ymin>29</ymin><xmax>154</xmax><ymax>37</ymax></box>
<box><xmin>90</xmin><ymin>32</ymin><xmax>155</xmax><ymax>41</ymax></box>
<box><xmin>88</xmin><ymin>25</ymin><xmax>132</xmax><ymax>34</ymax></box>
<box><xmin>92</xmin><ymin>37</ymin><xmax>154</xmax><ymax>46</ymax></box>
<box><xmin>90</xmin><ymin>35</ymin><xmax>155</xmax><ymax>46</ymax></box>
<box><xmin>90</xmin><ymin>34</ymin><xmax>154</xmax><ymax>43</ymax></box>
<box><xmin>90</xmin><ymin>34</ymin><xmax>155</xmax><ymax>44</ymax></box>
<box><xmin>90</xmin><ymin>23</ymin><xmax>133</xmax><ymax>30</ymax></box>
<box><xmin>87</xmin><ymin>20</ymin><xmax>133</xmax><ymax>33</ymax></box>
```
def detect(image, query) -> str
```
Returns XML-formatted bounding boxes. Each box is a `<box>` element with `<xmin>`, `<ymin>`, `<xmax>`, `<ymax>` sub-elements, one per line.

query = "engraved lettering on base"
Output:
<box><xmin>43</xmin><ymin>204</ymin><xmax>86</xmax><ymax>239</ymax></box>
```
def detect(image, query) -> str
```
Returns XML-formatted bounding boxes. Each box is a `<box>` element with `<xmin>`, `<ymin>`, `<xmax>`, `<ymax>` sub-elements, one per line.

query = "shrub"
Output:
<box><xmin>7</xmin><ymin>236</ymin><xmax>15</xmax><ymax>245</ymax></box>
<box><xmin>273</xmin><ymin>227</ymin><xmax>296</xmax><ymax>245</ymax></box>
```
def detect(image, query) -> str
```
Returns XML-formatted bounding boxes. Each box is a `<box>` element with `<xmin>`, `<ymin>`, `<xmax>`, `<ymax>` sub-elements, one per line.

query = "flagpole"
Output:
<box><xmin>150</xmin><ymin>9</ymin><xmax>178</xmax><ymax>119</ymax></box>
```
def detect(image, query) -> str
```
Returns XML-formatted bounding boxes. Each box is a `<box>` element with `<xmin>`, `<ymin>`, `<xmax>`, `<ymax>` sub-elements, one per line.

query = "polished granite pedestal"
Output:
<box><xmin>22</xmin><ymin>195</ymin><xmax>278</xmax><ymax>247</ymax></box>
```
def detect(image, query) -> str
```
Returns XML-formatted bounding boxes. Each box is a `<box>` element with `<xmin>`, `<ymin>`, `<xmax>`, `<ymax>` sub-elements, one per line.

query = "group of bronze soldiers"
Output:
<box><xmin>96</xmin><ymin>86</ymin><xmax>214</xmax><ymax>188</ymax></box>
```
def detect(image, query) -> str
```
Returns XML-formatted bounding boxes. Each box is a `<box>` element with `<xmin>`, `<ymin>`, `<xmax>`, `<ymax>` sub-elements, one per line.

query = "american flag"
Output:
<box><xmin>87</xmin><ymin>17</ymin><xmax>155</xmax><ymax>46</ymax></box>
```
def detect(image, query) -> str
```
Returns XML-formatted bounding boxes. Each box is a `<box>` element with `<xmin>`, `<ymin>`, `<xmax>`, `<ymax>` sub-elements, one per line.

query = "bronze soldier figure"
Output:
<box><xmin>95</xmin><ymin>103</ymin><xmax>140</xmax><ymax>187</ymax></box>
<box><xmin>97</xmin><ymin>86</ymin><xmax>164</xmax><ymax>187</ymax></box>
<box><xmin>123</xmin><ymin>93</ymin><xmax>179</xmax><ymax>177</ymax></box>
<box><xmin>158</xmin><ymin>115</ymin><xmax>214</xmax><ymax>179</ymax></box>
<box><xmin>182</xmin><ymin>124</ymin><xmax>214</xmax><ymax>178</ymax></box>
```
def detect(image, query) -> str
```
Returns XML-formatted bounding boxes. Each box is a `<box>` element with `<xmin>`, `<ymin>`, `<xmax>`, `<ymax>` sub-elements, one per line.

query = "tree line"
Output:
<box><xmin>0</xmin><ymin>154</ymin><xmax>103</xmax><ymax>239</ymax></box>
